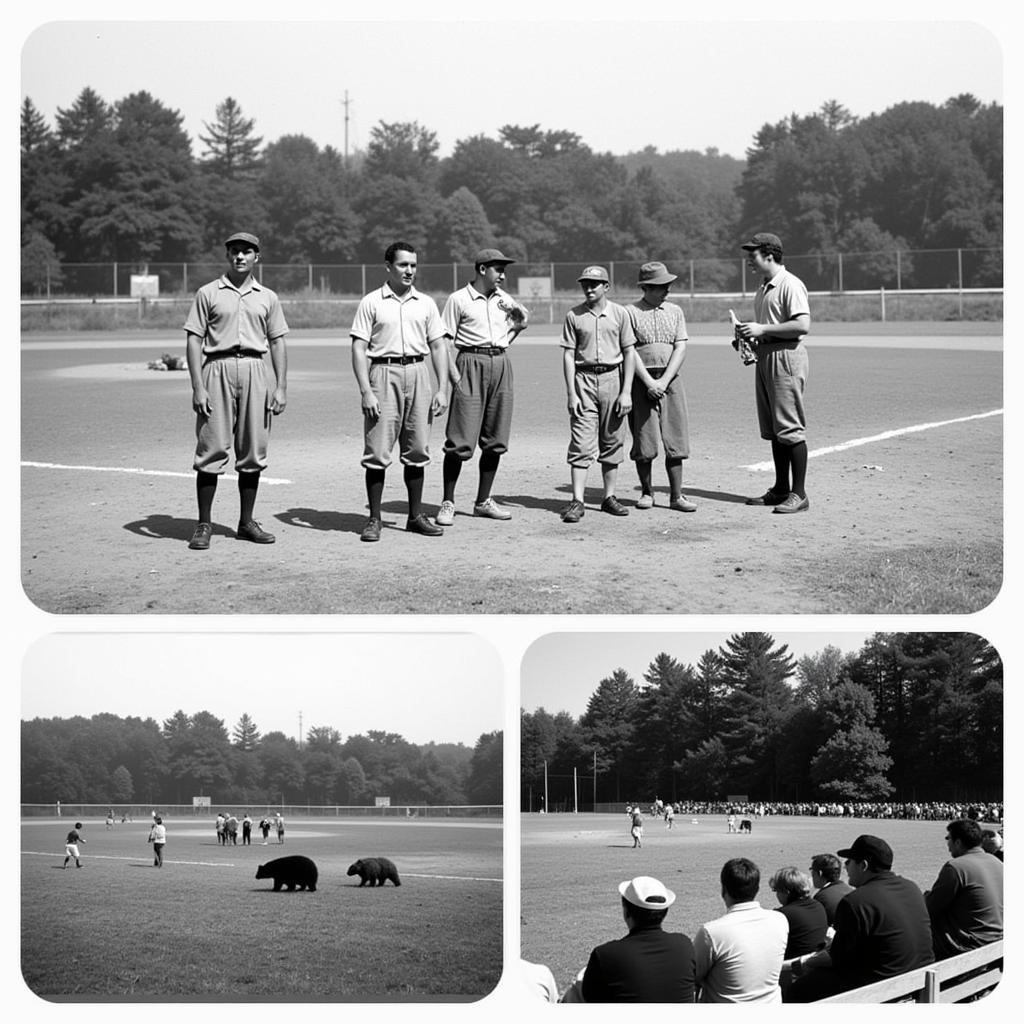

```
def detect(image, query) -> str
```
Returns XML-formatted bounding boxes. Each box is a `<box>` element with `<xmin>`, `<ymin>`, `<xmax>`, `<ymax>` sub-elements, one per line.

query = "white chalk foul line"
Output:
<box><xmin>21</xmin><ymin>462</ymin><xmax>291</xmax><ymax>484</ymax></box>
<box><xmin>402</xmin><ymin>873</ymin><xmax>502</xmax><ymax>882</ymax></box>
<box><xmin>740</xmin><ymin>409</ymin><xmax>1003</xmax><ymax>471</ymax></box>
<box><xmin>23</xmin><ymin>850</ymin><xmax>234</xmax><ymax>867</ymax></box>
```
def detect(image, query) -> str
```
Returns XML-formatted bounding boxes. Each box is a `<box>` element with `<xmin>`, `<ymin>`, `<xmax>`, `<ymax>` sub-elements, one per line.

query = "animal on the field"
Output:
<box><xmin>739</xmin><ymin>818</ymin><xmax>753</xmax><ymax>834</ymax></box>
<box><xmin>347</xmin><ymin>856</ymin><xmax>401</xmax><ymax>887</ymax></box>
<box><xmin>255</xmin><ymin>855</ymin><xmax>318</xmax><ymax>891</ymax></box>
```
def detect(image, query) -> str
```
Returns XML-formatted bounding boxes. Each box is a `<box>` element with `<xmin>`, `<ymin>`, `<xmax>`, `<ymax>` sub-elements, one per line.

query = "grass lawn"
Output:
<box><xmin>520</xmin><ymin>812</ymin><xmax>993</xmax><ymax>995</ymax></box>
<box><xmin>22</xmin><ymin>816</ymin><xmax>502</xmax><ymax>1001</ymax></box>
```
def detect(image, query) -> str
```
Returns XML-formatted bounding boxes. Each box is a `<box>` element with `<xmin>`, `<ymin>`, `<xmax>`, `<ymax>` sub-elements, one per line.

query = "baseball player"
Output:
<box><xmin>559</xmin><ymin>266</ymin><xmax>635</xmax><ymax>523</ymax></box>
<box><xmin>435</xmin><ymin>248</ymin><xmax>528</xmax><ymax>526</ymax></box>
<box><xmin>63</xmin><ymin>822</ymin><xmax>85</xmax><ymax>868</ymax></box>
<box><xmin>627</xmin><ymin>261</ymin><xmax>697</xmax><ymax>512</ymax></box>
<box><xmin>350</xmin><ymin>241</ymin><xmax>450</xmax><ymax>542</ymax></box>
<box><xmin>185</xmin><ymin>231</ymin><xmax>288</xmax><ymax>549</ymax></box>
<box><xmin>734</xmin><ymin>232</ymin><xmax>811</xmax><ymax>514</ymax></box>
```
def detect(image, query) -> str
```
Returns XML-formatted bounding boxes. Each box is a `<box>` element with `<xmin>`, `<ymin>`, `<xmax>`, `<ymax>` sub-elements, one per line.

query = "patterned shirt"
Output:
<box><xmin>627</xmin><ymin>299</ymin><xmax>687</xmax><ymax>369</ymax></box>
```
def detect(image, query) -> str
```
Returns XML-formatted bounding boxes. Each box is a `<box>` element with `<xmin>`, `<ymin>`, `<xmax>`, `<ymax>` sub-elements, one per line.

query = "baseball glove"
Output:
<box><xmin>729</xmin><ymin>309</ymin><xmax>757</xmax><ymax>365</ymax></box>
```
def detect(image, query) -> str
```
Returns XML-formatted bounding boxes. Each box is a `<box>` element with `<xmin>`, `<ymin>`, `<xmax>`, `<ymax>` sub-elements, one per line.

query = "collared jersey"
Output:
<box><xmin>561</xmin><ymin>300</ymin><xmax>636</xmax><ymax>365</ymax></box>
<box><xmin>627</xmin><ymin>299</ymin><xmax>687</xmax><ymax>369</ymax></box>
<box><xmin>350</xmin><ymin>283</ymin><xmax>446</xmax><ymax>358</ymax></box>
<box><xmin>184</xmin><ymin>274</ymin><xmax>288</xmax><ymax>356</ymax></box>
<box><xmin>752</xmin><ymin>268</ymin><xmax>810</xmax><ymax>329</ymax></box>
<box><xmin>442</xmin><ymin>283</ymin><xmax>523</xmax><ymax>349</ymax></box>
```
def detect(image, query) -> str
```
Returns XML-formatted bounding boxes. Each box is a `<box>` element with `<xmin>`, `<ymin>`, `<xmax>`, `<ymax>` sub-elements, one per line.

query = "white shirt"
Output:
<box><xmin>694</xmin><ymin>900</ymin><xmax>789</xmax><ymax>1003</ymax></box>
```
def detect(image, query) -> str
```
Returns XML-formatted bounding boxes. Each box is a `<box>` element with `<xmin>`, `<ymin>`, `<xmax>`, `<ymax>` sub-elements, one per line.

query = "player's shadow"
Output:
<box><xmin>123</xmin><ymin>513</ymin><xmax>235</xmax><ymax>542</ymax></box>
<box><xmin>629</xmin><ymin>486</ymin><xmax>753</xmax><ymax>505</ymax></box>
<box><xmin>277</xmin><ymin>507</ymin><xmax>366</xmax><ymax>536</ymax></box>
<box><xmin>498</xmin><ymin>489</ymin><xmax>587</xmax><ymax>515</ymax></box>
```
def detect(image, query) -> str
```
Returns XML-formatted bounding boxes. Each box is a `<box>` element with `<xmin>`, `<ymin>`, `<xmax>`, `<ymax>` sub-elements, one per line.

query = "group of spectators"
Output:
<box><xmin>639</xmin><ymin>800</ymin><xmax>1003</xmax><ymax>823</ymax></box>
<box><xmin>526</xmin><ymin>818</ymin><xmax>1003</xmax><ymax>1003</ymax></box>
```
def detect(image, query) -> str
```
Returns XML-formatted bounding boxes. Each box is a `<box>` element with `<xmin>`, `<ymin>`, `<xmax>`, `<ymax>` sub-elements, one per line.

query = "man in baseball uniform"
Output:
<box><xmin>734</xmin><ymin>233</ymin><xmax>811</xmax><ymax>514</ymax></box>
<box><xmin>627</xmin><ymin>261</ymin><xmax>696</xmax><ymax>512</ymax></box>
<box><xmin>350</xmin><ymin>241</ymin><xmax>450</xmax><ymax>542</ymax></box>
<box><xmin>559</xmin><ymin>266</ymin><xmax>635</xmax><ymax>523</ymax></box>
<box><xmin>435</xmin><ymin>248</ymin><xmax>528</xmax><ymax>526</ymax></box>
<box><xmin>63</xmin><ymin>822</ymin><xmax>85</xmax><ymax>868</ymax></box>
<box><xmin>185</xmin><ymin>231</ymin><xmax>288</xmax><ymax>549</ymax></box>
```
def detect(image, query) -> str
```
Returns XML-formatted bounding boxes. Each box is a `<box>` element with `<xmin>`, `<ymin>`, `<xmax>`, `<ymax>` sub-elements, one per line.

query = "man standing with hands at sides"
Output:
<box><xmin>435</xmin><ymin>249</ymin><xmax>528</xmax><ymax>526</ymax></box>
<box><xmin>350</xmin><ymin>242</ymin><xmax>449</xmax><ymax>543</ymax></box>
<box><xmin>734</xmin><ymin>232</ymin><xmax>811</xmax><ymax>515</ymax></box>
<box><xmin>559</xmin><ymin>266</ymin><xmax>635</xmax><ymax>523</ymax></box>
<box><xmin>627</xmin><ymin>261</ymin><xmax>696</xmax><ymax>512</ymax></box>
<box><xmin>185</xmin><ymin>231</ymin><xmax>288</xmax><ymax>550</ymax></box>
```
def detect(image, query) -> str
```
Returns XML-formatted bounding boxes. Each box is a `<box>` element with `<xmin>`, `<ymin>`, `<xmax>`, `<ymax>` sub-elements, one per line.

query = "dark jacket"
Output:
<box><xmin>582</xmin><ymin>922</ymin><xmax>696</xmax><ymax>1002</ymax></box>
<box><xmin>814</xmin><ymin>880</ymin><xmax>854</xmax><ymax>926</ymax></box>
<box><xmin>777</xmin><ymin>896</ymin><xmax>828</xmax><ymax>958</ymax></box>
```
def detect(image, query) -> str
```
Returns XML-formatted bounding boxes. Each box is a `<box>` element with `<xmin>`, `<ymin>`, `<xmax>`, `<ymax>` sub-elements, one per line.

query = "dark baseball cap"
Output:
<box><xmin>474</xmin><ymin>248</ymin><xmax>515</xmax><ymax>266</ymax></box>
<box><xmin>837</xmin><ymin>834</ymin><xmax>893</xmax><ymax>869</ymax></box>
<box><xmin>741</xmin><ymin>232</ymin><xmax>782</xmax><ymax>252</ymax></box>
<box><xmin>224</xmin><ymin>231</ymin><xmax>261</xmax><ymax>251</ymax></box>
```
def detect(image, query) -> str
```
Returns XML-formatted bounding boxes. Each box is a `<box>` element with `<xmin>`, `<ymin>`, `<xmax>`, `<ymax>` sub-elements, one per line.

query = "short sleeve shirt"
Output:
<box><xmin>184</xmin><ymin>275</ymin><xmax>288</xmax><ymax>356</ymax></box>
<box><xmin>350</xmin><ymin>283</ymin><xmax>446</xmax><ymax>358</ymax></box>
<box><xmin>442</xmin><ymin>284</ymin><xmax>522</xmax><ymax>349</ymax></box>
<box><xmin>560</xmin><ymin>300</ymin><xmax>636</xmax><ymax>365</ymax></box>
<box><xmin>753</xmin><ymin>269</ymin><xmax>810</xmax><ymax>328</ymax></box>
<box><xmin>627</xmin><ymin>300</ymin><xmax>687</xmax><ymax>369</ymax></box>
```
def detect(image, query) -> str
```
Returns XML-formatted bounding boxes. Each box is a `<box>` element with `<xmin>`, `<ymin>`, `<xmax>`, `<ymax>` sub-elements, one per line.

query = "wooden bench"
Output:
<box><xmin>818</xmin><ymin>940</ymin><xmax>1003</xmax><ymax>1003</ymax></box>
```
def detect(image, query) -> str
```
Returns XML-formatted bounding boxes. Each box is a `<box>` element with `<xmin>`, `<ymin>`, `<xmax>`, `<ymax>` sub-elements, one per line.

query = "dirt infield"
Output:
<box><xmin>21</xmin><ymin>325</ymin><xmax>1002</xmax><ymax>614</ymax></box>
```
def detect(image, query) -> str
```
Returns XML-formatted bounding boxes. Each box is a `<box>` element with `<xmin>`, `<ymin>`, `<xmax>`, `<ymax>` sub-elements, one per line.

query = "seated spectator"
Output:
<box><xmin>566</xmin><ymin>875</ymin><xmax>696</xmax><ymax>1002</ymax></box>
<box><xmin>787</xmin><ymin>834</ymin><xmax>934</xmax><ymax>1002</ymax></box>
<box><xmin>980</xmin><ymin>829</ymin><xmax>1004</xmax><ymax>861</ymax></box>
<box><xmin>810</xmin><ymin>852</ymin><xmax>854</xmax><ymax>926</ymax></box>
<box><xmin>770</xmin><ymin>866</ymin><xmax>828</xmax><ymax>958</ymax></box>
<box><xmin>925</xmin><ymin>818</ymin><xmax>1003</xmax><ymax>959</ymax></box>
<box><xmin>694</xmin><ymin>857</ymin><xmax>788</xmax><ymax>1003</ymax></box>
<box><xmin>520</xmin><ymin>959</ymin><xmax>559</xmax><ymax>1002</ymax></box>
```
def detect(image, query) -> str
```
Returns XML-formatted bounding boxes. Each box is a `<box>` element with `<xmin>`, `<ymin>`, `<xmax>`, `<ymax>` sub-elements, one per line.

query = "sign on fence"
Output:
<box><xmin>518</xmin><ymin>276</ymin><xmax>552</xmax><ymax>300</ymax></box>
<box><xmin>374</xmin><ymin>796</ymin><xmax>391</xmax><ymax>808</ymax></box>
<box><xmin>130</xmin><ymin>274</ymin><xmax>159</xmax><ymax>298</ymax></box>
<box><xmin>192</xmin><ymin>796</ymin><xmax>211</xmax><ymax>808</ymax></box>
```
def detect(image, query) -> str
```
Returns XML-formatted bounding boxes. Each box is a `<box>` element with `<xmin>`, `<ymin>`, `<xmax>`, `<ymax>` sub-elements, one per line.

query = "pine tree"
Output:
<box><xmin>198</xmin><ymin>97</ymin><xmax>264</xmax><ymax>178</ymax></box>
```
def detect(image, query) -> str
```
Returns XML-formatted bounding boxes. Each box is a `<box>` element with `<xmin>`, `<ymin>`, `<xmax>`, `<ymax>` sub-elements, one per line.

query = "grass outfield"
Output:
<box><xmin>520</xmin><ymin>813</ymin><xmax>993</xmax><ymax>995</ymax></box>
<box><xmin>22</xmin><ymin>816</ymin><xmax>502</xmax><ymax>1001</ymax></box>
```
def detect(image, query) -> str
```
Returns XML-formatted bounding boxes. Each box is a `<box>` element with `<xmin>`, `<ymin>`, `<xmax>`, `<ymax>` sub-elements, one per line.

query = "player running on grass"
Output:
<box><xmin>63</xmin><ymin>823</ymin><xmax>85</xmax><ymax>868</ymax></box>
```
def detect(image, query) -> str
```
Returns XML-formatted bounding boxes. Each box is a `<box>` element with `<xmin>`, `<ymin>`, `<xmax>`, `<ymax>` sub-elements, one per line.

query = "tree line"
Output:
<box><xmin>21</xmin><ymin>89</ymin><xmax>1001</xmax><ymax>289</ymax></box>
<box><xmin>21</xmin><ymin>710</ymin><xmax>502</xmax><ymax>807</ymax></box>
<box><xmin>521</xmin><ymin>633</ymin><xmax>1001</xmax><ymax>809</ymax></box>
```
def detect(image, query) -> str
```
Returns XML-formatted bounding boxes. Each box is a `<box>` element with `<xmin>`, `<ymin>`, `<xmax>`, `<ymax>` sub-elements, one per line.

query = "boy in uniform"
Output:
<box><xmin>559</xmin><ymin>266</ymin><xmax>635</xmax><ymax>523</ymax></box>
<box><xmin>63</xmin><ymin>822</ymin><xmax>85</xmax><ymax>868</ymax></box>
<box><xmin>436</xmin><ymin>248</ymin><xmax>528</xmax><ymax>525</ymax></box>
<box><xmin>185</xmin><ymin>231</ymin><xmax>288</xmax><ymax>549</ymax></box>
<box><xmin>350</xmin><ymin>242</ymin><xmax>450</xmax><ymax>542</ymax></box>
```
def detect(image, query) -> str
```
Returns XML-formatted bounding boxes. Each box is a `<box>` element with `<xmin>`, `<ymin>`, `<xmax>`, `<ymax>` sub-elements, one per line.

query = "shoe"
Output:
<box><xmin>188</xmin><ymin>522</ymin><xmax>212</xmax><ymax>550</ymax></box>
<box><xmin>237</xmin><ymin>520</ymin><xmax>276</xmax><ymax>543</ymax></box>
<box><xmin>745</xmin><ymin>489</ymin><xmax>789</xmax><ymax>506</ymax></box>
<box><xmin>360</xmin><ymin>516</ymin><xmax>381</xmax><ymax>542</ymax></box>
<box><xmin>435</xmin><ymin>500</ymin><xmax>456</xmax><ymax>527</ymax></box>
<box><xmin>406</xmin><ymin>512</ymin><xmax>444</xmax><ymax>536</ymax></box>
<box><xmin>635</xmin><ymin>493</ymin><xmax>654</xmax><ymax>510</ymax></box>
<box><xmin>601</xmin><ymin>495</ymin><xmax>629</xmax><ymax>516</ymax></box>
<box><xmin>474</xmin><ymin>498</ymin><xmax>512</xmax><ymax>520</ymax></box>
<box><xmin>772</xmin><ymin>492</ymin><xmax>810</xmax><ymax>514</ymax></box>
<box><xmin>669</xmin><ymin>495</ymin><xmax>697</xmax><ymax>512</ymax></box>
<box><xmin>560</xmin><ymin>499</ymin><xmax>585</xmax><ymax>523</ymax></box>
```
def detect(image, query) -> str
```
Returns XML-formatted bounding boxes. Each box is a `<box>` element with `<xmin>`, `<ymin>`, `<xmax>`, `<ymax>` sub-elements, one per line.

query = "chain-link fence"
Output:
<box><xmin>22</xmin><ymin>803</ymin><xmax>502</xmax><ymax>820</ymax></box>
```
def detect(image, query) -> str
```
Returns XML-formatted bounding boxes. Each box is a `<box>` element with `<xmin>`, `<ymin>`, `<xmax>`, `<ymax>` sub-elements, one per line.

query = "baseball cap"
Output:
<box><xmin>837</xmin><ymin>834</ymin><xmax>893</xmax><ymax>869</ymax></box>
<box><xmin>224</xmin><ymin>231</ymin><xmax>261</xmax><ymax>251</ymax></box>
<box><xmin>474</xmin><ymin>247</ymin><xmax>515</xmax><ymax>266</ymax></box>
<box><xmin>618</xmin><ymin>876</ymin><xmax>676</xmax><ymax>910</ymax></box>
<box><xmin>578</xmin><ymin>265</ymin><xmax>610</xmax><ymax>283</ymax></box>
<box><xmin>638</xmin><ymin>261</ymin><xmax>677</xmax><ymax>286</ymax></box>
<box><xmin>740</xmin><ymin>232</ymin><xmax>782</xmax><ymax>252</ymax></box>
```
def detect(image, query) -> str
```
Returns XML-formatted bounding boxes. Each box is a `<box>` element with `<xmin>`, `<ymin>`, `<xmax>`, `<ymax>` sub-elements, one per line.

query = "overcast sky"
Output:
<box><xmin>21</xmin><ymin>633</ymin><xmax>503</xmax><ymax>746</ymax></box>
<box><xmin>18</xmin><ymin>6</ymin><xmax>1004</xmax><ymax>162</ymax></box>
<box><xmin>521</xmin><ymin>631</ymin><xmax>885</xmax><ymax>716</ymax></box>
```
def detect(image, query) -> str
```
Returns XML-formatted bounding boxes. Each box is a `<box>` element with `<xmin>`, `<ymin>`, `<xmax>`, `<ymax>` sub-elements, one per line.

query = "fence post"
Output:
<box><xmin>361</xmin><ymin>263</ymin><xmax>366</xmax><ymax>295</ymax></box>
<box><xmin>113</xmin><ymin>261</ymin><xmax>118</xmax><ymax>298</ymax></box>
<box><xmin>837</xmin><ymin>252</ymin><xmax>844</xmax><ymax>293</ymax></box>
<box><xmin>183</xmin><ymin>262</ymin><xmax>188</xmax><ymax>296</ymax></box>
<box><xmin>550</xmin><ymin>262</ymin><xmax>555</xmax><ymax>325</ymax></box>
<box><xmin>689</xmin><ymin>259</ymin><xmax>695</xmax><ymax>301</ymax></box>
<box><xmin>957</xmin><ymin>248</ymin><xmax>964</xmax><ymax>319</ymax></box>
<box><xmin>452</xmin><ymin>262</ymin><xmax>458</xmax><ymax>293</ymax></box>
<box><xmin>308</xmin><ymin>263</ymin><xmax>313</xmax><ymax>291</ymax></box>
<box><xmin>896</xmin><ymin>250</ymin><xmax>902</xmax><ymax>291</ymax></box>
<box><xmin>880</xmin><ymin>286</ymin><xmax>886</xmax><ymax>323</ymax></box>
<box><xmin>741</xmin><ymin>258</ymin><xmax>746</xmax><ymax>297</ymax></box>
<box><xmin>46</xmin><ymin>264</ymin><xmax>51</xmax><ymax>299</ymax></box>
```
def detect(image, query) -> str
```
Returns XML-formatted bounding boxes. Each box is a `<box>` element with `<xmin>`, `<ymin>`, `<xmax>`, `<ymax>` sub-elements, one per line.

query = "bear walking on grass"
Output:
<box><xmin>347</xmin><ymin>857</ymin><xmax>401</xmax><ymax>887</ymax></box>
<box><xmin>255</xmin><ymin>855</ymin><xmax>318</xmax><ymax>892</ymax></box>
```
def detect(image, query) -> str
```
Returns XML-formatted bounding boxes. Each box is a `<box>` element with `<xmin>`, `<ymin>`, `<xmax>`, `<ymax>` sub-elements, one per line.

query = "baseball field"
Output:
<box><xmin>20</xmin><ymin>323</ymin><xmax>1002</xmax><ymax>614</ymax></box>
<box><xmin>21</xmin><ymin>814</ymin><xmax>502</xmax><ymax>1001</ymax></box>
<box><xmin>519</xmin><ymin>812</ymin><xmax>1003</xmax><ymax>1000</ymax></box>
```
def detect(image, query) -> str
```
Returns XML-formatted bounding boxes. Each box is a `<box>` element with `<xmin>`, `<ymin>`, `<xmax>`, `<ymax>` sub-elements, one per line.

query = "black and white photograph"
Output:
<box><xmin>18</xmin><ymin>10</ymin><xmax>1003</xmax><ymax>615</ymax></box>
<box><xmin>20</xmin><ymin>633</ymin><xmax>504</xmax><ymax>1002</ymax></box>
<box><xmin>520</xmin><ymin>631</ymin><xmax>1003</xmax><ymax>1004</ymax></box>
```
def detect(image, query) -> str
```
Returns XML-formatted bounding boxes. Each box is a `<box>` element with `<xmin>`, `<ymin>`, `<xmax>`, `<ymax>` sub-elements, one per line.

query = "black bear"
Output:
<box><xmin>255</xmin><ymin>855</ymin><xmax>318</xmax><ymax>891</ymax></box>
<box><xmin>347</xmin><ymin>856</ymin><xmax>401</xmax><ymax>887</ymax></box>
<box><xmin>739</xmin><ymin>818</ymin><xmax>753</xmax><ymax>834</ymax></box>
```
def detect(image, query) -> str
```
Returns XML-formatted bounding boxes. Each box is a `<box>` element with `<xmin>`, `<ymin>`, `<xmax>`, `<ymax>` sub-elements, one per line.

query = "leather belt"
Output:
<box><xmin>577</xmin><ymin>363</ymin><xmax>620</xmax><ymax>374</ymax></box>
<box><xmin>206</xmin><ymin>349</ymin><xmax>263</xmax><ymax>360</ymax></box>
<box><xmin>371</xmin><ymin>355</ymin><xmax>425</xmax><ymax>365</ymax></box>
<box><xmin>457</xmin><ymin>346</ymin><xmax>506</xmax><ymax>356</ymax></box>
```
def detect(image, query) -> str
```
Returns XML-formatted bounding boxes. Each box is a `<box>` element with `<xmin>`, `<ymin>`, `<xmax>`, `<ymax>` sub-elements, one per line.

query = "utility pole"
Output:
<box><xmin>298</xmin><ymin>710</ymin><xmax>303</xmax><ymax>749</ymax></box>
<box><xmin>341</xmin><ymin>90</ymin><xmax>351</xmax><ymax>169</ymax></box>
